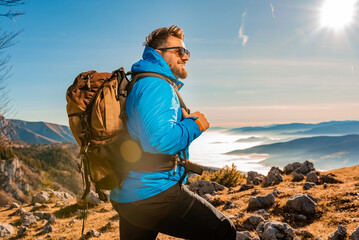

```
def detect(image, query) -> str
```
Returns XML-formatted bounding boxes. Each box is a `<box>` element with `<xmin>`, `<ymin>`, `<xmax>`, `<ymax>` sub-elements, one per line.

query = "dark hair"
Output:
<box><xmin>144</xmin><ymin>25</ymin><xmax>184</xmax><ymax>49</ymax></box>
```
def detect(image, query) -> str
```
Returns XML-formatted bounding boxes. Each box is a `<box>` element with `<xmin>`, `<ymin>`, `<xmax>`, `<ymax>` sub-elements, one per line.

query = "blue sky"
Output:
<box><xmin>2</xmin><ymin>0</ymin><xmax>359</xmax><ymax>127</ymax></box>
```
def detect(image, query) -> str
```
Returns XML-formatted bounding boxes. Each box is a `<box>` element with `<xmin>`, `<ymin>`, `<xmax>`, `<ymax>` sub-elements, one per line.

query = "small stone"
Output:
<box><xmin>306</xmin><ymin>171</ymin><xmax>319</xmax><ymax>184</ymax></box>
<box><xmin>303</xmin><ymin>182</ymin><xmax>315</xmax><ymax>190</ymax></box>
<box><xmin>320</xmin><ymin>174</ymin><xmax>342</xmax><ymax>184</ymax></box>
<box><xmin>239</xmin><ymin>184</ymin><xmax>254</xmax><ymax>192</ymax></box>
<box><xmin>10</xmin><ymin>207</ymin><xmax>26</xmax><ymax>216</ymax></box>
<box><xmin>248</xmin><ymin>193</ymin><xmax>276</xmax><ymax>211</ymax></box>
<box><xmin>9</xmin><ymin>202</ymin><xmax>20</xmax><ymax>209</ymax></box>
<box><xmin>20</xmin><ymin>212</ymin><xmax>38</xmax><ymax>226</ymax></box>
<box><xmin>328</xmin><ymin>225</ymin><xmax>347</xmax><ymax>240</ymax></box>
<box><xmin>0</xmin><ymin>223</ymin><xmax>15</xmax><ymax>237</ymax></box>
<box><xmin>16</xmin><ymin>226</ymin><xmax>27</xmax><ymax>237</ymax></box>
<box><xmin>285</xmin><ymin>193</ymin><xmax>317</xmax><ymax>215</ymax></box>
<box><xmin>244</xmin><ymin>215</ymin><xmax>265</xmax><ymax>230</ymax></box>
<box><xmin>85</xmin><ymin>229</ymin><xmax>102</xmax><ymax>238</ymax></box>
<box><xmin>254</xmin><ymin>209</ymin><xmax>270</xmax><ymax>220</ymax></box>
<box><xmin>42</xmin><ymin>224</ymin><xmax>55</xmax><ymax>234</ymax></box>
<box><xmin>223</xmin><ymin>201</ymin><xmax>236</xmax><ymax>210</ymax></box>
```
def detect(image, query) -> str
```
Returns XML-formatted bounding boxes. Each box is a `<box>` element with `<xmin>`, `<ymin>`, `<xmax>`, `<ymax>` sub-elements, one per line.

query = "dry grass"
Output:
<box><xmin>1</xmin><ymin>165</ymin><xmax>359</xmax><ymax>239</ymax></box>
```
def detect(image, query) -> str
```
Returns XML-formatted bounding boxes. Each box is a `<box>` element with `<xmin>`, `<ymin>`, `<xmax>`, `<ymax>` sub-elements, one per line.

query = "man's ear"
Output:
<box><xmin>155</xmin><ymin>49</ymin><xmax>163</xmax><ymax>56</ymax></box>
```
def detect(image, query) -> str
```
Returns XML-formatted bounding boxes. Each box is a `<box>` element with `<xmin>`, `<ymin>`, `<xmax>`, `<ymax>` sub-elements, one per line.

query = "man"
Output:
<box><xmin>110</xmin><ymin>25</ymin><xmax>237</xmax><ymax>240</ymax></box>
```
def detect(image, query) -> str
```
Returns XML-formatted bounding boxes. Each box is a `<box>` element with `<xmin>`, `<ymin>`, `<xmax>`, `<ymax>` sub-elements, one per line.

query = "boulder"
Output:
<box><xmin>236</xmin><ymin>231</ymin><xmax>253</xmax><ymax>240</ymax></box>
<box><xmin>188</xmin><ymin>180</ymin><xmax>226</xmax><ymax>196</ymax></box>
<box><xmin>0</xmin><ymin>223</ymin><xmax>15</xmax><ymax>237</ymax></box>
<box><xmin>262</xmin><ymin>167</ymin><xmax>283</xmax><ymax>187</ymax></box>
<box><xmin>256</xmin><ymin>220</ymin><xmax>295</xmax><ymax>240</ymax></box>
<box><xmin>295</xmin><ymin>229</ymin><xmax>314</xmax><ymax>238</ymax></box>
<box><xmin>292</xmin><ymin>170</ymin><xmax>305</xmax><ymax>182</ymax></box>
<box><xmin>248</xmin><ymin>193</ymin><xmax>276</xmax><ymax>211</ymax></box>
<box><xmin>306</xmin><ymin>171</ymin><xmax>319</xmax><ymax>184</ymax></box>
<box><xmin>328</xmin><ymin>225</ymin><xmax>347</xmax><ymax>240</ymax></box>
<box><xmin>42</xmin><ymin>224</ymin><xmax>55</xmax><ymax>234</ymax></box>
<box><xmin>351</xmin><ymin>226</ymin><xmax>359</xmax><ymax>240</ymax></box>
<box><xmin>243</xmin><ymin>215</ymin><xmax>265</xmax><ymax>231</ymax></box>
<box><xmin>246</xmin><ymin>171</ymin><xmax>265</xmax><ymax>185</ymax></box>
<box><xmin>285</xmin><ymin>193</ymin><xmax>317</xmax><ymax>215</ymax></box>
<box><xmin>298</xmin><ymin>161</ymin><xmax>315</xmax><ymax>175</ymax></box>
<box><xmin>254</xmin><ymin>209</ymin><xmax>270</xmax><ymax>220</ymax></box>
<box><xmin>32</xmin><ymin>191</ymin><xmax>50</xmax><ymax>204</ymax></box>
<box><xmin>20</xmin><ymin>212</ymin><xmax>38</xmax><ymax>226</ymax></box>
<box><xmin>33</xmin><ymin>211</ymin><xmax>52</xmax><ymax>220</ymax></box>
<box><xmin>284</xmin><ymin>162</ymin><xmax>303</xmax><ymax>174</ymax></box>
<box><xmin>320</xmin><ymin>174</ymin><xmax>342</xmax><ymax>184</ymax></box>
<box><xmin>16</xmin><ymin>226</ymin><xmax>27</xmax><ymax>238</ymax></box>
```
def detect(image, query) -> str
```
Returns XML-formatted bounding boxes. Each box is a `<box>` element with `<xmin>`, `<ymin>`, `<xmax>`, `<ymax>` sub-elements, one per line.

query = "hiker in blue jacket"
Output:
<box><xmin>110</xmin><ymin>25</ymin><xmax>237</xmax><ymax>240</ymax></box>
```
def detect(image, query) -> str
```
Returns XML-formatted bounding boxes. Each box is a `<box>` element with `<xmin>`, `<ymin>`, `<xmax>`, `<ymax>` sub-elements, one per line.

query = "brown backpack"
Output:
<box><xmin>66</xmin><ymin>68</ymin><xmax>194</xmax><ymax>202</ymax></box>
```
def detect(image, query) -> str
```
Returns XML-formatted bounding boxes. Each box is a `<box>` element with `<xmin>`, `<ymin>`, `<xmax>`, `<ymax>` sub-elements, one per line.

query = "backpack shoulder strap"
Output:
<box><xmin>128</xmin><ymin>72</ymin><xmax>190</xmax><ymax>113</ymax></box>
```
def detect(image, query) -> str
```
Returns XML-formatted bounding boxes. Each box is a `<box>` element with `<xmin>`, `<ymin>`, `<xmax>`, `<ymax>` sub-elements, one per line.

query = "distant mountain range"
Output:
<box><xmin>226</xmin><ymin>120</ymin><xmax>359</xmax><ymax>135</ymax></box>
<box><xmin>227</xmin><ymin>134</ymin><xmax>359</xmax><ymax>170</ymax></box>
<box><xmin>10</xmin><ymin>119</ymin><xmax>76</xmax><ymax>144</ymax></box>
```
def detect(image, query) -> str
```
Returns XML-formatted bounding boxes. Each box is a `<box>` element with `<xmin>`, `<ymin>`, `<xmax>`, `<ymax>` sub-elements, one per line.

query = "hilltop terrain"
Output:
<box><xmin>0</xmin><ymin>162</ymin><xmax>358</xmax><ymax>239</ymax></box>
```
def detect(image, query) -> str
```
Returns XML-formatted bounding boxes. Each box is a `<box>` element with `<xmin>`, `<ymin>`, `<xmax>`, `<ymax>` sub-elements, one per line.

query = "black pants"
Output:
<box><xmin>111</xmin><ymin>183</ymin><xmax>236</xmax><ymax>240</ymax></box>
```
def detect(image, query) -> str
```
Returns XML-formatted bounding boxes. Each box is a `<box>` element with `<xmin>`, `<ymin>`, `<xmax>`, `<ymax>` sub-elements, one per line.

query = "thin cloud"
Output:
<box><xmin>270</xmin><ymin>0</ymin><xmax>275</xmax><ymax>18</ymax></box>
<box><xmin>238</xmin><ymin>11</ymin><xmax>249</xmax><ymax>46</ymax></box>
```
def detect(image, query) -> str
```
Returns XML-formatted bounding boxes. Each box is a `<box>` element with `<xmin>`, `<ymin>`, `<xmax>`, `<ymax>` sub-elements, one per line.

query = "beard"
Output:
<box><xmin>170</xmin><ymin>63</ymin><xmax>188</xmax><ymax>79</ymax></box>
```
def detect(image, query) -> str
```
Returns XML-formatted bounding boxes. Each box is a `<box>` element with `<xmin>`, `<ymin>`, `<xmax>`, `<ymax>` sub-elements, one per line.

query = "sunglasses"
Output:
<box><xmin>157</xmin><ymin>46</ymin><xmax>190</xmax><ymax>58</ymax></box>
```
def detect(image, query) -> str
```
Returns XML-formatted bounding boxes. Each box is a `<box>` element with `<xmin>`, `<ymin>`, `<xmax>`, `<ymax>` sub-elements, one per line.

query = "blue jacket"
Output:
<box><xmin>110</xmin><ymin>46</ymin><xmax>203</xmax><ymax>203</ymax></box>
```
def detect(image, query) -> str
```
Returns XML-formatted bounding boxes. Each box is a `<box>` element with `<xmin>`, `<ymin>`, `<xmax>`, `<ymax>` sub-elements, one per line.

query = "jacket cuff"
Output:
<box><xmin>181</xmin><ymin>117</ymin><xmax>203</xmax><ymax>139</ymax></box>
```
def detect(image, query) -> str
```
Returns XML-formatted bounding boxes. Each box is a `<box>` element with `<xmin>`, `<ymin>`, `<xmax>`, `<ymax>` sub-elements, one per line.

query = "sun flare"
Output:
<box><xmin>319</xmin><ymin>0</ymin><xmax>357</xmax><ymax>30</ymax></box>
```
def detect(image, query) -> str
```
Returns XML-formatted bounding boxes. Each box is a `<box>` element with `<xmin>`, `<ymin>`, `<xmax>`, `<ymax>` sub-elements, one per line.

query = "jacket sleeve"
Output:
<box><xmin>126</xmin><ymin>77</ymin><xmax>203</xmax><ymax>155</ymax></box>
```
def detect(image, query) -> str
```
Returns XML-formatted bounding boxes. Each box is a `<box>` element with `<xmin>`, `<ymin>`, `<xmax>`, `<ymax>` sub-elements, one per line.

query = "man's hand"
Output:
<box><xmin>182</xmin><ymin>108</ymin><xmax>210</xmax><ymax>131</ymax></box>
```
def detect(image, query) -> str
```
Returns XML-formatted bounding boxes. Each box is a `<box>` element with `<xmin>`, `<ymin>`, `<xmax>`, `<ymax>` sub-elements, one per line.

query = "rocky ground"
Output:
<box><xmin>0</xmin><ymin>161</ymin><xmax>359</xmax><ymax>239</ymax></box>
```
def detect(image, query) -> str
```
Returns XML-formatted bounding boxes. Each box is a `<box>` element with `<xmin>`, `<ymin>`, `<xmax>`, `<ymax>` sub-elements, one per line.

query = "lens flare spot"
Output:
<box><xmin>120</xmin><ymin>140</ymin><xmax>142</xmax><ymax>163</ymax></box>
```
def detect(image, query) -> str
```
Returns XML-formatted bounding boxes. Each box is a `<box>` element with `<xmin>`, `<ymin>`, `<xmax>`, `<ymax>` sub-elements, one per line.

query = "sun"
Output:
<box><xmin>319</xmin><ymin>0</ymin><xmax>357</xmax><ymax>30</ymax></box>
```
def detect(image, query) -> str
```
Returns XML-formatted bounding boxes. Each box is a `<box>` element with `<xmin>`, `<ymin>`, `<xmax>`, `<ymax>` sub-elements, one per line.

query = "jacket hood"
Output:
<box><xmin>131</xmin><ymin>46</ymin><xmax>184</xmax><ymax>89</ymax></box>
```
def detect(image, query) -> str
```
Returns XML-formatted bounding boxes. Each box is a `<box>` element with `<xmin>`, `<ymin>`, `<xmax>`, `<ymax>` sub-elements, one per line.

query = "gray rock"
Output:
<box><xmin>33</xmin><ymin>211</ymin><xmax>52</xmax><ymax>220</ymax></box>
<box><xmin>244</xmin><ymin>215</ymin><xmax>265</xmax><ymax>230</ymax></box>
<box><xmin>20</xmin><ymin>212</ymin><xmax>38</xmax><ymax>226</ymax></box>
<box><xmin>303</xmin><ymin>182</ymin><xmax>316</xmax><ymax>190</ymax></box>
<box><xmin>239</xmin><ymin>184</ymin><xmax>254</xmax><ymax>192</ymax></box>
<box><xmin>285</xmin><ymin>193</ymin><xmax>317</xmax><ymax>215</ymax></box>
<box><xmin>0</xmin><ymin>223</ymin><xmax>15</xmax><ymax>237</ymax></box>
<box><xmin>236</xmin><ymin>231</ymin><xmax>253</xmax><ymax>240</ymax></box>
<box><xmin>10</xmin><ymin>207</ymin><xmax>26</xmax><ymax>216</ymax></box>
<box><xmin>247</xmin><ymin>171</ymin><xmax>265</xmax><ymax>185</ymax></box>
<box><xmin>306</xmin><ymin>171</ymin><xmax>319</xmax><ymax>184</ymax></box>
<box><xmin>46</xmin><ymin>216</ymin><xmax>57</xmax><ymax>226</ymax></box>
<box><xmin>254</xmin><ymin>209</ymin><xmax>270</xmax><ymax>220</ymax></box>
<box><xmin>16</xmin><ymin>226</ymin><xmax>27</xmax><ymax>237</ymax></box>
<box><xmin>328</xmin><ymin>225</ymin><xmax>347</xmax><ymax>240</ymax></box>
<box><xmin>188</xmin><ymin>180</ymin><xmax>226</xmax><ymax>196</ymax></box>
<box><xmin>299</xmin><ymin>160</ymin><xmax>315</xmax><ymax>175</ymax></box>
<box><xmin>223</xmin><ymin>201</ymin><xmax>236</xmax><ymax>210</ymax></box>
<box><xmin>292</xmin><ymin>171</ymin><xmax>305</xmax><ymax>182</ymax></box>
<box><xmin>42</xmin><ymin>224</ymin><xmax>55</xmax><ymax>234</ymax></box>
<box><xmin>9</xmin><ymin>202</ymin><xmax>20</xmax><ymax>209</ymax></box>
<box><xmin>248</xmin><ymin>193</ymin><xmax>276</xmax><ymax>211</ymax></box>
<box><xmin>263</xmin><ymin>167</ymin><xmax>283</xmax><ymax>187</ymax></box>
<box><xmin>32</xmin><ymin>191</ymin><xmax>50</xmax><ymax>204</ymax></box>
<box><xmin>84</xmin><ymin>229</ymin><xmax>102</xmax><ymax>238</ymax></box>
<box><xmin>352</xmin><ymin>226</ymin><xmax>359</xmax><ymax>240</ymax></box>
<box><xmin>256</xmin><ymin>220</ymin><xmax>295</xmax><ymax>240</ymax></box>
<box><xmin>283</xmin><ymin>162</ymin><xmax>303</xmax><ymax>174</ymax></box>
<box><xmin>320</xmin><ymin>174</ymin><xmax>341</xmax><ymax>184</ymax></box>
